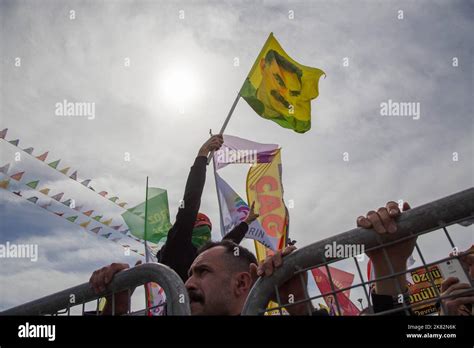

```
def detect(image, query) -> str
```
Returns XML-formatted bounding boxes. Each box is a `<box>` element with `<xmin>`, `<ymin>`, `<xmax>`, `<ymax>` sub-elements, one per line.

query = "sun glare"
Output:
<box><xmin>159</xmin><ymin>65</ymin><xmax>200</xmax><ymax>108</ymax></box>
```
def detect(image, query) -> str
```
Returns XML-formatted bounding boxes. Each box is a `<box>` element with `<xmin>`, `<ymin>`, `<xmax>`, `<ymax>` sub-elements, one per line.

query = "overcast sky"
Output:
<box><xmin>0</xmin><ymin>0</ymin><xmax>472</xmax><ymax>312</ymax></box>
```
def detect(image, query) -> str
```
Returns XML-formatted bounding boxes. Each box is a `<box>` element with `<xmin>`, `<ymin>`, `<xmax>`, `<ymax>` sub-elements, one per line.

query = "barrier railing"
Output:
<box><xmin>242</xmin><ymin>187</ymin><xmax>474</xmax><ymax>316</ymax></box>
<box><xmin>1</xmin><ymin>263</ymin><xmax>191</xmax><ymax>316</ymax></box>
<box><xmin>2</xmin><ymin>188</ymin><xmax>472</xmax><ymax>317</ymax></box>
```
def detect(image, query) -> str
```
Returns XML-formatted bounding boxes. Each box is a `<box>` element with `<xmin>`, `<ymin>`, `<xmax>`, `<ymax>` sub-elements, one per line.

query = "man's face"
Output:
<box><xmin>257</xmin><ymin>57</ymin><xmax>302</xmax><ymax>118</ymax></box>
<box><xmin>185</xmin><ymin>246</ymin><xmax>236</xmax><ymax>315</ymax></box>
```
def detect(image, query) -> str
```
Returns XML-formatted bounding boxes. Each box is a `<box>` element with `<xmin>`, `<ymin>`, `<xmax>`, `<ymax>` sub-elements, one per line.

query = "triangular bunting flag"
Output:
<box><xmin>40</xmin><ymin>202</ymin><xmax>51</xmax><ymax>209</ymax></box>
<box><xmin>51</xmin><ymin>192</ymin><xmax>64</xmax><ymax>201</ymax></box>
<box><xmin>62</xmin><ymin>199</ymin><xmax>72</xmax><ymax>207</ymax></box>
<box><xmin>0</xmin><ymin>163</ymin><xmax>10</xmax><ymax>174</ymax></box>
<box><xmin>59</xmin><ymin>167</ymin><xmax>70</xmax><ymax>175</ymax></box>
<box><xmin>73</xmin><ymin>205</ymin><xmax>83</xmax><ymax>211</ymax></box>
<box><xmin>91</xmin><ymin>227</ymin><xmax>102</xmax><ymax>234</ymax></box>
<box><xmin>27</xmin><ymin>197</ymin><xmax>39</xmax><ymax>204</ymax></box>
<box><xmin>109</xmin><ymin>197</ymin><xmax>119</xmax><ymax>202</ymax></box>
<box><xmin>39</xmin><ymin>188</ymin><xmax>50</xmax><ymax>195</ymax></box>
<box><xmin>48</xmin><ymin>160</ymin><xmax>61</xmax><ymax>169</ymax></box>
<box><xmin>111</xmin><ymin>224</ymin><xmax>122</xmax><ymax>230</ymax></box>
<box><xmin>102</xmin><ymin>218</ymin><xmax>112</xmax><ymax>226</ymax></box>
<box><xmin>92</xmin><ymin>215</ymin><xmax>103</xmax><ymax>221</ymax></box>
<box><xmin>81</xmin><ymin>179</ymin><xmax>91</xmax><ymax>186</ymax></box>
<box><xmin>80</xmin><ymin>220</ymin><xmax>91</xmax><ymax>228</ymax></box>
<box><xmin>66</xmin><ymin>216</ymin><xmax>78</xmax><ymax>222</ymax></box>
<box><xmin>54</xmin><ymin>212</ymin><xmax>64</xmax><ymax>217</ymax></box>
<box><xmin>70</xmin><ymin>171</ymin><xmax>78</xmax><ymax>180</ymax></box>
<box><xmin>0</xmin><ymin>179</ymin><xmax>10</xmax><ymax>189</ymax></box>
<box><xmin>0</xmin><ymin>128</ymin><xmax>7</xmax><ymax>139</ymax></box>
<box><xmin>83</xmin><ymin>210</ymin><xmax>94</xmax><ymax>216</ymax></box>
<box><xmin>98</xmin><ymin>191</ymin><xmax>108</xmax><ymax>197</ymax></box>
<box><xmin>8</xmin><ymin>139</ymin><xmax>19</xmax><ymax>146</ymax></box>
<box><xmin>13</xmin><ymin>191</ymin><xmax>22</xmax><ymax>196</ymax></box>
<box><xmin>89</xmin><ymin>187</ymin><xmax>95</xmax><ymax>191</ymax></box>
<box><xmin>23</xmin><ymin>147</ymin><xmax>34</xmax><ymax>154</ymax></box>
<box><xmin>118</xmin><ymin>202</ymin><xmax>127</xmax><ymax>207</ymax></box>
<box><xmin>101</xmin><ymin>233</ymin><xmax>112</xmax><ymax>239</ymax></box>
<box><xmin>119</xmin><ymin>229</ymin><xmax>130</xmax><ymax>235</ymax></box>
<box><xmin>10</xmin><ymin>171</ymin><xmax>25</xmax><ymax>181</ymax></box>
<box><xmin>36</xmin><ymin>152</ymin><xmax>49</xmax><ymax>161</ymax></box>
<box><xmin>26</xmin><ymin>180</ymin><xmax>40</xmax><ymax>189</ymax></box>
<box><xmin>111</xmin><ymin>238</ymin><xmax>121</xmax><ymax>243</ymax></box>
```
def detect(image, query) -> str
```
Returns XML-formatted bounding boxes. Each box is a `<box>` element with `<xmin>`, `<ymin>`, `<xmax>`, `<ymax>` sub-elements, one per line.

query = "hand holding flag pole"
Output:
<box><xmin>206</xmin><ymin>93</ymin><xmax>241</xmax><ymax>165</ymax></box>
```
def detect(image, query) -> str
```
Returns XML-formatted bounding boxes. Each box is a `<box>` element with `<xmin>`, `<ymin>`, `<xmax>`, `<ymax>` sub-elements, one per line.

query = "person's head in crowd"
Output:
<box><xmin>192</xmin><ymin>213</ymin><xmax>212</xmax><ymax>248</ymax></box>
<box><xmin>185</xmin><ymin>240</ymin><xmax>258</xmax><ymax>315</ymax></box>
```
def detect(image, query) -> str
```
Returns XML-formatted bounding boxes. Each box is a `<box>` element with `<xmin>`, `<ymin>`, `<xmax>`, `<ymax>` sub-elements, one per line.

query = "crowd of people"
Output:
<box><xmin>89</xmin><ymin>135</ymin><xmax>473</xmax><ymax>316</ymax></box>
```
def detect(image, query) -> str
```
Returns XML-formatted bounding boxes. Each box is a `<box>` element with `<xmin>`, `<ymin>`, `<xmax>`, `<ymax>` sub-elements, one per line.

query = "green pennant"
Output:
<box><xmin>109</xmin><ymin>196</ymin><xmax>119</xmax><ymax>202</ymax></box>
<box><xmin>26</xmin><ymin>180</ymin><xmax>40</xmax><ymax>189</ymax></box>
<box><xmin>93</xmin><ymin>215</ymin><xmax>103</xmax><ymax>221</ymax></box>
<box><xmin>66</xmin><ymin>216</ymin><xmax>78</xmax><ymax>222</ymax></box>
<box><xmin>121</xmin><ymin>188</ymin><xmax>172</xmax><ymax>243</ymax></box>
<box><xmin>48</xmin><ymin>160</ymin><xmax>61</xmax><ymax>169</ymax></box>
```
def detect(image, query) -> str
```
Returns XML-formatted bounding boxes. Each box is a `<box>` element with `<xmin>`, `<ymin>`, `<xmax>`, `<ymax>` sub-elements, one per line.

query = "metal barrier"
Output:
<box><xmin>1</xmin><ymin>188</ymin><xmax>472</xmax><ymax>317</ymax></box>
<box><xmin>242</xmin><ymin>187</ymin><xmax>474</xmax><ymax>316</ymax></box>
<box><xmin>1</xmin><ymin>263</ymin><xmax>191</xmax><ymax>316</ymax></box>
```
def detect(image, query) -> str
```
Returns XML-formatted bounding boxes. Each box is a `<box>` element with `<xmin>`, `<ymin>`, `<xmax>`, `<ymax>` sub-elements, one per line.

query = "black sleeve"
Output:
<box><xmin>222</xmin><ymin>222</ymin><xmax>249</xmax><ymax>244</ymax></box>
<box><xmin>157</xmin><ymin>156</ymin><xmax>207</xmax><ymax>281</ymax></box>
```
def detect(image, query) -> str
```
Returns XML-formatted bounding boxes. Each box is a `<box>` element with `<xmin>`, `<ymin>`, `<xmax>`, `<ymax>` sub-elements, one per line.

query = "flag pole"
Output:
<box><xmin>143</xmin><ymin>176</ymin><xmax>150</xmax><ymax>315</ymax></box>
<box><xmin>206</xmin><ymin>33</ymin><xmax>274</xmax><ymax>165</ymax></box>
<box><xmin>210</xmin><ymin>129</ymin><xmax>226</xmax><ymax>236</ymax></box>
<box><xmin>206</xmin><ymin>93</ymin><xmax>241</xmax><ymax>165</ymax></box>
<box><xmin>144</xmin><ymin>176</ymin><xmax>150</xmax><ymax>263</ymax></box>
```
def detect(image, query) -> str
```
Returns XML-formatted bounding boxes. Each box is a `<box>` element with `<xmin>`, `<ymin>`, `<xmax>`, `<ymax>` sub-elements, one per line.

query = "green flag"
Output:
<box><xmin>121</xmin><ymin>187</ymin><xmax>172</xmax><ymax>243</ymax></box>
<box><xmin>26</xmin><ymin>180</ymin><xmax>40</xmax><ymax>189</ymax></box>
<box><xmin>48</xmin><ymin>160</ymin><xmax>61</xmax><ymax>169</ymax></box>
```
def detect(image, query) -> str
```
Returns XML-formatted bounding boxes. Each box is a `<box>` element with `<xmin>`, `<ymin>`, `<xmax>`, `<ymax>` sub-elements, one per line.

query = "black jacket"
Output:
<box><xmin>157</xmin><ymin>156</ymin><xmax>249</xmax><ymax>282</ymax></box>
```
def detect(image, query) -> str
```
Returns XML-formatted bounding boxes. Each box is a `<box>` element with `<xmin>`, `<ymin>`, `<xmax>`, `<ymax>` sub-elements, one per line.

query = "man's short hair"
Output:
<box><xmin>197</xmin><ymin>240</ymin><xmax>257</xmax><ymax>273</ymax></box>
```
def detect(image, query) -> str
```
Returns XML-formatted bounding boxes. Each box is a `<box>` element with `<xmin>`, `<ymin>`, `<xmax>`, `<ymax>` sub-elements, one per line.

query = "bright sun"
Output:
<box><xmin>159</xmin><ymin>65</ymin><xmax>200</xmax><ymax>108</ymax></box>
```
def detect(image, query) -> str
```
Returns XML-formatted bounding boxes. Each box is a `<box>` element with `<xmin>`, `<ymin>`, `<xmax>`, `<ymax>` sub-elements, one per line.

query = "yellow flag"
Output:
<box><xmin>240</xmin><ymin>33</ymin><xmax>325</xmax><ymax>133</ymax></box>
<box><xmin>102</xmin><ymin>218</ymin><xmax>113</xmax><ymax>226</ymax></box>
<box><xmin>79</xmin><ymin>220</ymin><xmax>91</xmax><ymax>228</ymax></box>
<box><xmin>246</xmin><ymin>150</ymin><xmax>288</xmax><ymax>261</ymax></box>
<box><xmin>0</xmin><ymin>179</ymin><xmax>10</xmax><ymax>189</ymax></box>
